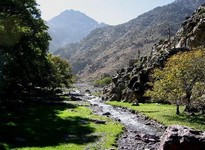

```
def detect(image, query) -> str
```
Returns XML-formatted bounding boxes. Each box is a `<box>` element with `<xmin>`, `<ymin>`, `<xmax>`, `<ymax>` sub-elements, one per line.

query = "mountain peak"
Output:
<box><xmin>52</xmin><ymin>9</ymin><xmax>92</xmax><ymax>21</ymax></box>
<box><xmin>48</xmin><ymin>9</ymin><xmax>107</xmax><ymax>53</ymax></box>
<box><xmin>60</xmin><ymin>9</ymin><xmax>84</xmax><ymax>17</ymax></box>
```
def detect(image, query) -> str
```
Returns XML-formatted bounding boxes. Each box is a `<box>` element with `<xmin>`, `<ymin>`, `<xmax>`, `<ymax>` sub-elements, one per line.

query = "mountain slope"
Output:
<box><xmin>105</xmin><ymin>3</ymin><xmax>205</xmax><ymax>102</ymax></box>
<box><xmin>48</xmin><ymin>9</ymin><xmax>106</xmax><ymax>53</ymax></box>
<box><xmin>55</xmin><ymin>0</ymin><xmax>205</xmax><ymax>80</ymax></box>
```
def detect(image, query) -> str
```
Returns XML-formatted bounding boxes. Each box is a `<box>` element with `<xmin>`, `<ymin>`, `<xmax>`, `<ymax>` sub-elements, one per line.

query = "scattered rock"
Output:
<box><xmin>85</xmin><ymin>89</ymin><xmax>91</xmax><ymax>94</ymax></box>
<box><xmin>102</xmin><ymin>112</ymin><xmax>111</xmax><ymax>116</ymax></box>
<box><xmin>91</xmin><ymin>103</ymin><xmax>98</xmax><ymax>106</ymax></box>
<box><xmin>71</xmin><ymin>96</ymin><xmax>82</xmax><ymax>101</ymax></box>
<box><xmin>79</xmin><ymin>119</ymin><xmax>89</xmax><ymax>125</ymax></box>
<box><xmin>55</xmin><ymin>89</ymin><xmax>63</xmax><ymax>94</ymax></box>
<box><xmin>159</xmin><ymin>125</ymin><xmax>205</xmax><ymax>150</ymax></box>
<box><xmin>65</xmin><ymin>134</ymin><xmax>77</xmax><ymax>140</ymax></box>
<box><xmin>135</xmin><ymin>133</ymin><xmax>160</xmax><ymax>143</ymax></box>
<box><xmin>90</xmin><ymin>119</ymin><xmax>106</xmax><ymax>124</ymax></box>
<box><xmin>131</xmin><ymin>110</ymin><xmax>136</xmax><ymax>114</ymax></box>
<box><xmin>145</xmin><ymin>122</ymin><xmax>151</xmax><ymax>125</ymax></box>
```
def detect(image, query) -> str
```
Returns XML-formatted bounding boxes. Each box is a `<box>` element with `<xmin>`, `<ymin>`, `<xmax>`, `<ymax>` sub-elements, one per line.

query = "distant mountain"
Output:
<box><xmin>47</xmin><ymin>9</ymin><xmax>106</xmax><ymax>53</ymax></box>
<box><xmin>55</xmin><ymin>0</ymin><xmax>205</xmax><ymax>80</ymax></box>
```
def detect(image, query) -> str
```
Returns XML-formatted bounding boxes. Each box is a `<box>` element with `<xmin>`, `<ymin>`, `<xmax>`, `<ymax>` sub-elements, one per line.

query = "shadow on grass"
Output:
<box><xmin>141</xmin><ymin>110</ymin><xmax>160</xmax><ymax>113</ymax></box>
<box><xmin>0</xmin><ymin>99</ymin><xmax>97</xmax><ymax>149</ymax></box>
<box><xmin>162</xmin><ymin>113</ymin><xmax>205</xmax><ymax>127</ymax></box>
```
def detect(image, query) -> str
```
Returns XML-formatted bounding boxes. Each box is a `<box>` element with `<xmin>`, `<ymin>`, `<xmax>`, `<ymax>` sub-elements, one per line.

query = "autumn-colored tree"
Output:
<box><xmin>146</xmin><ymin>49</ymin><xmax>205</xmax><ymax>114</ymax></box>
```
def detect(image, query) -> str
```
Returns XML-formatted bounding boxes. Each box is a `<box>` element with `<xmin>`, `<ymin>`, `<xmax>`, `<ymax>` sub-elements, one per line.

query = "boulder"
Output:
<box><xmin>159</xmin><ymin>125</ymin><xmax>205</xmax><ymax>150</ymax></box>
<box><xmin>55</xmin><ymin>89</ymin><xmax>63</xmax><ymax>94</ymax></box>
<box><xmin>85</xmin><ymin>89</ymin><xmax>91</xmax><ymax>94</ymax></box>
<box><xmin>102</xmin><ymin>112</ymin><xmax>111</xmax><ymax>116</ymax></box>
<box><xmin>90</xmin><ymin>119</ymin><xmax>106</xmax><ymax>124</ymax></box>
<box><xmin>71</xmin><ymin>96</ymin><xmax>82</xmax><ymax>101</ymax></box>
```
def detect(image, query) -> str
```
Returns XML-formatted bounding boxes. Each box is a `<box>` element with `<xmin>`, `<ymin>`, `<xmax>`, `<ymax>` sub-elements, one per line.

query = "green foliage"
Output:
<box><xmin>0</xmin><ymin>0</ymin><xmax>51</xmax><ymax>96</ymax></box>
<box><xmin>48</xmin><ymin>55</ymin><xmax>73</xmax><ymax>89</ymax></box>
<box><xmin>93</xmin><ymin>76</ymin><xmax>112</xmax><ymax>87</ymax></box>
<box><xmin>107</xmin><ymin>101</ymin><xmax>205</xmax><ymax>131</ymax></box>
<box><xmin>0</xmin><ymin>0</ymin><xmax>73</xmax><ymax>97</ymax></box>
<box><xmin>146</xmin><ymin>49</ymin><xmax>205</xmax><ymax>111</ymax></box>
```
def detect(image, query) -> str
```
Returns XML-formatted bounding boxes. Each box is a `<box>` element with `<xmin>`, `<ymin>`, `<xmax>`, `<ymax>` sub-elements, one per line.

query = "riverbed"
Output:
<box><xmin>72</xmin><ymin>83</ymin><xmax>165</xmax><ymax>150</ymax></box>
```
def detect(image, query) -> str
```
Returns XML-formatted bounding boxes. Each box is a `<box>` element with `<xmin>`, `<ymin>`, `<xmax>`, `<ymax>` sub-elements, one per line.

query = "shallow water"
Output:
<box><xmin>87</xmin><ymin>95</ymin><xmax>163</xmax><ymax>136</ymax></box>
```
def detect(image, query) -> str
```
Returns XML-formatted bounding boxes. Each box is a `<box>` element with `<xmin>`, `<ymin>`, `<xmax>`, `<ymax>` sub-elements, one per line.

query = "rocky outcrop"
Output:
<box><xmin>104</xmin><ymin>4</ymin><xmax>205</xmax><ymax>102</ymax></box>
<box><xmin>103</xmin><ymin>47</ymin><xmax>189</xmax><ymax>102</ymax></box>
<box><xmin>159</xmin><ymin>125</ymin><xmax>205</xmax><ymax>150</ymax></box>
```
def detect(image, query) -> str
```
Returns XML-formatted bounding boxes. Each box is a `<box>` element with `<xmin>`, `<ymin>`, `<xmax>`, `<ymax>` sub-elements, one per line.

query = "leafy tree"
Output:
<box><xmin>146</xmin><ymin>49</ymin><xmax>205</xmax><ymax>114</ymax></box>
<box><xmin>48</xmin><ymin>55</ymin><xmax>73</xmax><ymax>89</ymax></box>
<box><xmin>0</xmin><ymin>0</ymin><xmax>73</xmax><ymax>97</ymax></box>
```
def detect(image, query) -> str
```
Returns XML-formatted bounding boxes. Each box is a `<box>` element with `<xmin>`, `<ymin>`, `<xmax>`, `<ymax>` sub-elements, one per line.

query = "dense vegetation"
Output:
<box><xmin>0</xmin><ymin>0</ymin><xmax>72</xmax><ymax>98</ymax></box>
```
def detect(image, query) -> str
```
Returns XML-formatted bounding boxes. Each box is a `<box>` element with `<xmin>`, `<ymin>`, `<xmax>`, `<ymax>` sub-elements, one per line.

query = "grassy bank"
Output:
<box><xmin>107</xmin><ymin>101</ymin><xmax>205</xmax><ymax>131</ymax></box>
<box><xmin>0</xmin><ymin>99</ymin><xmax>123</xmax><ymax>150</ymax></box>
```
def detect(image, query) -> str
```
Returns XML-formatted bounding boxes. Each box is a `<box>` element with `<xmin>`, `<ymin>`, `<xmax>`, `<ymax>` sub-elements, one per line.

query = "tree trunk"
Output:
<box><xmin>184</xmin><ymin>91</ymin><xmax>192</xmax><ymax>112</ymax></box>
<box><xmin>176</xmin><ymin>101</ymin><xmax>180</xmax><ymax>115</ymax></box>
<box><xmin>132</xmin><ymin>99</ymin><xmax>139</xmax><ymax>106</ymax></box>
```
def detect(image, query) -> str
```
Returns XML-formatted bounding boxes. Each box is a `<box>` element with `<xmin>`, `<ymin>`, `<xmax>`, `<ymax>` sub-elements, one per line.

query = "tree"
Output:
<box><xmin>48</xmin><ymin>55</ymin><xmax>73</xmax><ymax>89</ymax></box>
<box><xmin>146</xmin><ymin>49</ymin><xmax>205</xmax><ymax>114</ymax></box>
<box><xmin>0</xmin><ymin>0</ymin><xmax>69</xmax><ymax>97</ymax></box>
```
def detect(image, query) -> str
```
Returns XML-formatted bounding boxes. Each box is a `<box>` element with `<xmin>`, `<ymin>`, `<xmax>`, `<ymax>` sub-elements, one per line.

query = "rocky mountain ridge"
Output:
<box><xmin>55</xmin><ymin>0</ymin><xmax>205</xmax><ymax>80</ymax></box>
<box><xmin>48</xmin><ymin>9</ymin><xmax>106</xmax><ymax>53</ymax></box>
<box><xmin>104</xmin><ymin>3</ymin><xmax>205</xmax><ymax>103</ymax></box>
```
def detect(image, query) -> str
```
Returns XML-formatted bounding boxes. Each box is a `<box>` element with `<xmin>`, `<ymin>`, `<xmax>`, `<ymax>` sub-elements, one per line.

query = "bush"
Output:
<box><xmin>93</xmin><ymin>76</ymin><xmax>112</xmax><ymax>87</ymax></box>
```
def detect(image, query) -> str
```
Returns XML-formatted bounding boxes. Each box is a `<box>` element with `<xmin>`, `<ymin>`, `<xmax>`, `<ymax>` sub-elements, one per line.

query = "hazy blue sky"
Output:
<box><xmin>36</xmin><ymin>0</ymin><xmax>175</xmax><ymax>25</ymax></box>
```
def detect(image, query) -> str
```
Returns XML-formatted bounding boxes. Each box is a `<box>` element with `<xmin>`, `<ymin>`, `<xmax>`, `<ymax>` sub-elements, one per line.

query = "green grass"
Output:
<box><xmin>0</xmin><ymin>99</ymin><xmax>123</xmax><ymax>150</ymax></box>
<box><xmin>107</xmin><ymin>101</ymin><xmax>205</xmax><ymax>131</ymax></box>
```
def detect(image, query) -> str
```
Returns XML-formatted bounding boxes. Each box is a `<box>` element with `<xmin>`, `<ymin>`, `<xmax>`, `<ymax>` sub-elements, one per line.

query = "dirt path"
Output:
<box><xmin>72</xmin><ymin>84</ymin><xmax>165</xmax><ymax>150</ymax></box>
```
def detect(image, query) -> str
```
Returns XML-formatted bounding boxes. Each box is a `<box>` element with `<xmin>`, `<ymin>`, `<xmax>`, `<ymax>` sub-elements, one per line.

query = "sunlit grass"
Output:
<box><xmin>107</xmin><ymin>101</ymin><xmax>205</xmax><ymax>131</ymax></box>
<box><xmin>0</xmin><ymin>100</ymin><xmax>123</xmax><ymax>150</ymax></box>
<box><xmin>57</xmin><ymin>106</ymin><xmax>123</xmax><ymax>150</ymax></box>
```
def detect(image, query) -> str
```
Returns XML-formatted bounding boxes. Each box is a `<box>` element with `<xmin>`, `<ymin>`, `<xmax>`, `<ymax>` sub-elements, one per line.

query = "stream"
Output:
<box><xmin>72</xmin><ymin>83</ymin><xmax>165</xmax><ymax>150</ymax></box>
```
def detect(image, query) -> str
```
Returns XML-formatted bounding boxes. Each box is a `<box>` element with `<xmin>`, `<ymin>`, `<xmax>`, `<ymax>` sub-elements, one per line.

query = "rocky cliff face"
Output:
<box><xmin>55</xmin><ymin>0</ymin><xmax>205</xmax><ymax>80</ymax></box>
<box><xmin>104</xmin><ymin>4</ymin><xmax>205</xmax><ymax>103</ymax></box>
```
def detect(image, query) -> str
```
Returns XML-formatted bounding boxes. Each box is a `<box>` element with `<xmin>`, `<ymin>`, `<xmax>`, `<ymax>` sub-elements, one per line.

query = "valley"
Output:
<box><xmin>1</xmin><ymin>0</ymin><xmax>205</xmax><ymax>150</ymax></box>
